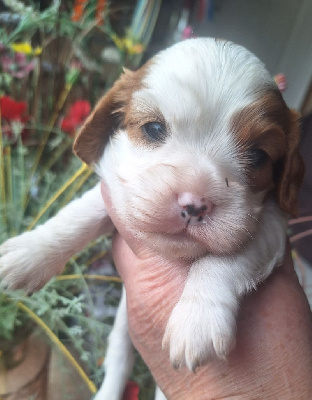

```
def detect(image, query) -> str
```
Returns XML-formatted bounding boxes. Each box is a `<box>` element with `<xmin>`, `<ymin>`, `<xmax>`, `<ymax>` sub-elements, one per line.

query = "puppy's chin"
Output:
<box><xmin>130</xmin><ymin>219</ymin><xmax>257</xmax><ymax>261</ymax></box>
<box><xmin>134</xmin><ymin>230</ymin><xmax>209</xmax><ymax>260</ymax></box>
<box><xmin>104</xmin><ymin>196</ymin><xmax>258</xmax><ymax>260</ymax></box>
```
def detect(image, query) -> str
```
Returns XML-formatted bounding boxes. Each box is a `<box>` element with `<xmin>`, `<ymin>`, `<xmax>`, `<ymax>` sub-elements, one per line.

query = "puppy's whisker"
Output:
<box><xmin>205</xmin><ymin>217</ymin><xmax>248</xmax><ymax>253</ymax></box>
<box><xmin>245</xmin><ymin>213</ymin><xmax>260</xmax><ymax>224</ymax></box>
<box><xmin>237</xmin><ymin>226</ymin><xmax>254</xmax><ymax>241</ymax></box>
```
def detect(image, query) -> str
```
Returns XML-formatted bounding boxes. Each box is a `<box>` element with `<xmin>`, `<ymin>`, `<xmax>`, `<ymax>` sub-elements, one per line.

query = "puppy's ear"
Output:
<box><xmin>276</xmin><ymin>110</ymin><xmax>304</xmax><ymax>217</ymax></box>
<box><xmin>73</xmin><ymin>69</ymin><xmax>138</xmax><ymax>165</ymax></box>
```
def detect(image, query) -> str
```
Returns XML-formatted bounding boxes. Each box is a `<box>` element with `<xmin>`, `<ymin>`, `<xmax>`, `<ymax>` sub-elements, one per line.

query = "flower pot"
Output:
<box><xmin>0</xmin><ymin>333</ymin><xmax>50</xmax><ymax>399</ymax></box>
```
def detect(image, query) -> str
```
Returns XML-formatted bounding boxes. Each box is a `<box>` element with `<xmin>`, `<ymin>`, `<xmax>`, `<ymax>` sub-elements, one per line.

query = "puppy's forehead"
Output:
<box><xmin>134</xmin><ymin>38</ymin><xmax>275</xmax><ymax>122</ymax></box>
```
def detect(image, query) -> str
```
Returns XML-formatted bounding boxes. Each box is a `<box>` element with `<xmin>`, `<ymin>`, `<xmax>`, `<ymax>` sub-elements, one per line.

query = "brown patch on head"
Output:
<box><xmin>73</xmin><ymin>62</ymin><xmax>152</xmax><ymax>165</ymax></box>
<box><xmin>231</xmin><ymin>89</ymin><xmax>304</xmax><ymax>216</ymax></box>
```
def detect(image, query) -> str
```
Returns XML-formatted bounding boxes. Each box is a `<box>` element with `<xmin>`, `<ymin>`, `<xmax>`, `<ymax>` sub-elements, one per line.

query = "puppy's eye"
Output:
<box><xmin>248</xmin><ymin>148</ymin><xmax>269</xmax><ymax>168</ymax></box>
<box><xmin>141</xmin><ymin>122</ymin><xmax>167</xmax><ymax>143</ymax></box>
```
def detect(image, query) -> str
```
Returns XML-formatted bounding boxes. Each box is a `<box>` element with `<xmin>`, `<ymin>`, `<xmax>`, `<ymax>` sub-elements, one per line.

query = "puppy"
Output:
<box><xmin>0</xmin><ymin>38</ymin><xmax>304</xmax><ymax>400</ymax></box>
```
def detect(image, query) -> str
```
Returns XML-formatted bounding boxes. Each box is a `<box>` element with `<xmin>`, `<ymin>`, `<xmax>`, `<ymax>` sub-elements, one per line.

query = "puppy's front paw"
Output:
<box><xmin>162</xmin><ymin>297</ymin><xmax>236</xmax><ymax>371</ymax></box>
<box><xmin>0</xmin><ymin>230</ymin><xmax>64</xmax><ymax>292</ymax></box>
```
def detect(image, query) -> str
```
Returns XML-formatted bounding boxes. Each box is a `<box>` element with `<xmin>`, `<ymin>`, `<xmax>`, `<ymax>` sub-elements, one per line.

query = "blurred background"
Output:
<box><xmin>0</xmin><ymin>1</ymin><xmax>311</xmax><ymax>399</ymax></box>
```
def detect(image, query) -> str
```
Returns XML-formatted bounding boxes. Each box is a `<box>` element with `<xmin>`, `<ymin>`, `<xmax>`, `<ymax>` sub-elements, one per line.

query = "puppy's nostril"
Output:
<box><xmin>178</xmin><ymin>192</ymin><xmax>213</xmax><ymax>223</ymax></box>
<box><xmin>186</xmin><ymin>204</ymin><xmax>196</xmax><ymax>215</ymax></box>
<box><xmin>185</xmin><ymin>204</ymin><xmax>207</xmax><ymax>217</ymax></box>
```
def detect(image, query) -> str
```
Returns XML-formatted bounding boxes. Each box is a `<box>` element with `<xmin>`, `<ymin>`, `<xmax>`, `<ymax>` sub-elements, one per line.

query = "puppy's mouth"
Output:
<box><xmin>129</xmin><ymin>191</ymin><xmax>216</xmax><ymax>237</ymax></box>
<box><xmin>135</xmin><ymin>205</ymin><xmax>214</xmax><ymax>236</ymax></box>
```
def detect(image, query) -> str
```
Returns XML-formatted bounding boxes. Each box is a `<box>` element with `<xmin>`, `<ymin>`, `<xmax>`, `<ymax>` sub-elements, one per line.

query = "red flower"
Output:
<box><xmin>0</xmin><ymin>95</ymin><xmax>27</xmax><ymax>120</ymax></box>
<box><xmin>61</xmin><ymin>100</ymin><xmax>91</xmax><ymax>136</ymax></box>
<box><xmin>123</xmin><ymin>381</ymin><xmax>140</xmax><ymax>400</ymax></box>
<box><xmin>0</xmin><ymin>95</ymin><xmax>30</xmax><ymax>140</ymax></box>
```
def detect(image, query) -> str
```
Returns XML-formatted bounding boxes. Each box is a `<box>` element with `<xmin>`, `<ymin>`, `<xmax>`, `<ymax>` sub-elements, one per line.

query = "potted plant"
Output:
<box><xmin>0</xmin><ymin>0</ymin><xmax>160</xmax><ymax>398</ymax></box>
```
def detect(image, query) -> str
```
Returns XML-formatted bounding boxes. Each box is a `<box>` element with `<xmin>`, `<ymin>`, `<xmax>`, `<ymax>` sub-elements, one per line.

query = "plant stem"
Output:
<box><xmin>0</xmin><ymin>109</ymin><xmax>7</xmax><ymax>226</ymax></box>
<box><xmin>17</xmin><ymin>301</ymin><xmax>97</xmax><ymax>394</ymax></box>
<box><xmin>16</xmin><ymin>134</ymin><xmax>26</xmax><ymax>233</ymax></box>
<box><xmin>60</xmin><ymin>166</ymin><xmax>93</xmax><ymax>208</ymax></box>
<box><xmin>36</xmin><ymin>139</ymin><xmax>72</xmax><ymax>187</ymax></box>
<box><xmin>24</xmin><ymin>82</ymin><xmax>73</xmax><ymax>210</ymax></box>
<box><xmin>85</xmin><ymin>250</ymin><xmax>109</xmax><ymax>267</ymax></box>
<box><xmin>4</xmin><ymin>146</ymin><xmax>14</xmax><ymax>236</ymax></box>
<box><xmin>26</xmin><ymin>163</ymin><xmax>89</xmax><ymax>231</ymax></box>
<box><xmin>56</xmin><ymin>274</ymin><xmax>122</xmax><ymax>284</ymax></box>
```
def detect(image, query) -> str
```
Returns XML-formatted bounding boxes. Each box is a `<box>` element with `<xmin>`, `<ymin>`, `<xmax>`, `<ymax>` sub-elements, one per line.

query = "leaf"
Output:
<box><xmin>0</xmin><ymin>302</ymin><xmax>18</xmax><ymax>340</ymax></box>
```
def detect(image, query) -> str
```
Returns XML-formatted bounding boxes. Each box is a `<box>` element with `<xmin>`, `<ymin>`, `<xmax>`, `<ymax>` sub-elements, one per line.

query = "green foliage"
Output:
<box><xmin>0</xmin><ymin>127</ymin><xmax>114</xmax><ymax>390</ymax></box>
<box><xmin>0</xmin><ymin>0</ymin><xmax>155</xmax><ymax>396</ymax></box>
<box><xmin>2</xmin><ymin>268</ymin><xmax>119</xmax><ymax>388</ymax></box>
<box><xmin>0</xmin><ymin>293</ymin><xmax>21</xmax><ymax>340</ymax></box>
<box><xmin>0</xmin><ymin>0</ymin><xmax>102</xmax><ymax>45</ymax></box>
<box><xmin>0</xmin><ymin>0</ymin><xmax>117</xmax><ymax>392</ymax></box>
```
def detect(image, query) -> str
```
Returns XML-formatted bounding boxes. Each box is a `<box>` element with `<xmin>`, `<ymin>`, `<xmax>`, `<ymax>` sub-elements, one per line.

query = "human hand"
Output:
<box><xmin>102</xmin><ymin>184</ymin><xmax>312</xmax><ymax>399</ymax></box>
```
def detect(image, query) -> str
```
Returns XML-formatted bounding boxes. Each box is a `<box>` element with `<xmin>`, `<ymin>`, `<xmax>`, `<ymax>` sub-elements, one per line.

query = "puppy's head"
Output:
<box><xmin>74</xmin><ymin>38</ymin><xmax>304</xmax><ymax>259</ymax></box>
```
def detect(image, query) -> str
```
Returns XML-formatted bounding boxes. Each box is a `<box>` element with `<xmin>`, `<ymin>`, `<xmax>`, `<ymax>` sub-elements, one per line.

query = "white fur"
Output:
<box><xmin>0</xmin><ymin>184</ymin><xmax>112</xmax><ymax>291</ymax></box>
<box><xmin>154</xmin><ymin>386</ymin><xmax>167</xmax><ymax>400</ymax></box>
<box><xmin>0</xmin><ymin>38</ymin><xmax>290</xmax><ymax>399</ymax></box>
<box><xmin>162</xmin><ymin>200</ymin><xmax>287</xmax><ymax>370</ymax></box>
<box><xmin>94</xmin><ymin>287</ymin><xmax>134</xmax><ymax>400</ymax></box>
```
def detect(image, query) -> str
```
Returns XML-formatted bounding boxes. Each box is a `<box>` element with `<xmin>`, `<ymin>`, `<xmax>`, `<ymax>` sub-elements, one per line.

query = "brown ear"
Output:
<box><xmin>73</xmin><ymin>69</ymin><xmax>139</xmax><ymax>165</ymax></box>
<box><xmin>276</xmin><ymin>110</ymin><xmax>305</xmax><ymax>217</ymax></box>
